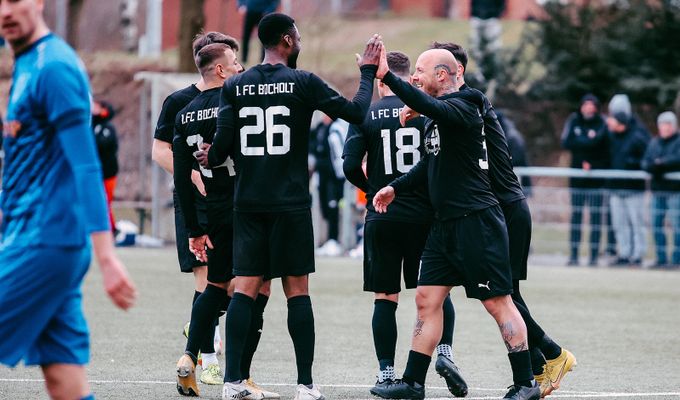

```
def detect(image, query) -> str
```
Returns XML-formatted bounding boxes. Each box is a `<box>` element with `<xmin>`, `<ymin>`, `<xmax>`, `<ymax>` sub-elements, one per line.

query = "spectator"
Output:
<box><xmin>469</xmin><ymin>0</ymin><xmax>505</xmax><ymax>80</ymax></box>
<box><xmin>606</xmin><ymin>111</ymin><xmax>649</xmax><ymax>267</ymax></box>
<box><xmin>561</xmin><ymin>94</ymin><xmax>608</xmax><ymax>266</ymax></box>
<box><xmin>238</xmin><ymin>0</ymin><xmax>279</xmax><ymax>65</ymax></box>
<box><xmin>609</xmin><ymin>93</ymin><xmax>651</xmax><ymax>138</ymax></box>
<box><xmin>497</xmin><ymin>110</ymin><xmax>532</xmax><ymax>196</ymax></box>
<box><xmin>92</xmin><ymin>100</ymin><xmax>119</xmax><ymax>234</ymax></box>
<box><xmin>310</xmin><ymin>115</ymin><xmax>347</xmax><ymax>256</ymax></box>
<box><xmin>641</xmin><ymin>111</ymin><xmax>680</xmax><ymax>269</ymax></box>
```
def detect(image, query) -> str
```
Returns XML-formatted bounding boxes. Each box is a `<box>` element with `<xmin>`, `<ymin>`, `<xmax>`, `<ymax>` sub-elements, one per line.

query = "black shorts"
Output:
<box><xmin>233</xmin><ymin>209</ymin><xmax>315</xmax><ymax>279</ymax></box>
<box><xmin>173</xmin><ymin>189</ymin><xmax>209</xmax><ymax>273</ymax></box>
<box><xmin>418</xmin><ymin>205</ymin><xmax>513</xmax><ymax>300</ymax></box>
<box><xmin>501</xmin><ymin>199</ymin><xmax>532</xmax><ymax>281</ymax></box>
<box><xmin>363</xmin><ymin>220</ymin><xmax>430</xmax><ymax>294</ymax></box>
<box><xmin>205</xmin><ymin>198</ymin><xmax>235</xmax><ymax>284</ymax></box>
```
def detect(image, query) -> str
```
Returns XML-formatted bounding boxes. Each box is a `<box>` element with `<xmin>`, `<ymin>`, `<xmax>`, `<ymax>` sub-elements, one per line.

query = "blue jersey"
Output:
<box><xmin>1</xmin><ymin>34</ymin><xmax>109</xmax><ymax>248</ymax></box>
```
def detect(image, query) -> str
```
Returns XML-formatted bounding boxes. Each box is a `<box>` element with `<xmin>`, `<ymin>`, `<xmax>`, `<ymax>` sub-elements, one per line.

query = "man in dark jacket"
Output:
<box><xmin>92</xmin><ymin>100</ymin><xmax>119</xmax><ymax>233</ymax></box>
<box><xmin>641</xmin><ymin>111</ymin><xmax>680</xmax><ymax>269</ymax></box>
<box><xmin>606</xmin><ymin>112</ymin><xmax>649</xmax><ymax>266</ymax></box>
<box><xmin>238</xmin><ymin>0</ymin><xmax>279</xmax><ymax>64</ymax></box>
<box><xmin>561</xmin><ymin>94</ymin><xmax>608</xmax><ymax>266</ymax></box>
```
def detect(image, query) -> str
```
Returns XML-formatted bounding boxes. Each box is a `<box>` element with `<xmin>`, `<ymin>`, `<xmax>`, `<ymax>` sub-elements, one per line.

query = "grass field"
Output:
<box><xmin>1</xmin><ymin>248</ymin><xmax>679</xmax><ymax>399</ymax></box>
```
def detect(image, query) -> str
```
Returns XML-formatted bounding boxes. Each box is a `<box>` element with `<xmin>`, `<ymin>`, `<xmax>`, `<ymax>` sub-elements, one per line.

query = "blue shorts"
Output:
<box><xmin>0</xmin><ymin>245</ymin><xmax>91</xmax><ymax>367</ymax></box>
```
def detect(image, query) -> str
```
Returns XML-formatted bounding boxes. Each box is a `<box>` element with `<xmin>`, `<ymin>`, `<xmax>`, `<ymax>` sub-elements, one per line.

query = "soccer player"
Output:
<box><xmin>173</xmin><ymin>42</ymin><xmax>278</xmax><ymax>398</ymax></box>
<box><xmin>428</xmin><ymin>41</ymin><xmax>577</xmax><ymax>398</ymax></box>
<box><xmin>0</xmin><ymin>1</ymin><xmax>137</xmax><ymax>400</ymax></box>
<box><xmin>342</xmin><ymin>51</ymin><xmax>467</xmax><ymax>397</ymax></box>
<box><xmin>152</xmin><ymin>31</ymin><xmax>238</xmax><ymax>368</ymax></box>
<box><xmin>197</xmin><ymin>12</ymin><xmax>381</xmax><ymax>400</ymax></box>
<box><xmin>371</xmin><ymin>48</ymin><xmax>540</xmax><ymax>399</ymax></box>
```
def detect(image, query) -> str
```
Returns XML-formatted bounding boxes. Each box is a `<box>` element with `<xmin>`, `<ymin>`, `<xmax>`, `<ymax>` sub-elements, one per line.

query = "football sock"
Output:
<box><xmin>186</xmin><ymin>285</ymin><xmax>227</xmax><ymax>357</ymax></box>
<box><xmin>372</xmin><ymin>299</ymin><xmax>398</xmax><ymax>374</ymax></box>
<box><xmin>378</xmin><ymin>365</ymin><xmax>395</xmax><ymax>382</ymax></box>
<box><xmin>287</xmin><ymin>295</ymin><xmax>315</xmax><ymax>385</ymax></box>
<box><xmin>439</xmin><ymin>294</ymin><xmax>455</xmax><ymax>348</ymax></box>
<box><xmin>530</xmin><ymin>347</ymin><xmax>546</xmax><ymax>375</ymax></box>
<box><xmin>224</xmin><ymin>293</ymin><xmax>254</xmax><ymax>382</ymax></box>
<box><xmin>202</xmin><ymin>352</ymin><xmax>218</xmax><ymax>368</ymax></box>
<box><xmin>402</xmin><ymin>350</ymin><xmax>431</xmax><ymax>386</ymax></box>
<box><xmin>241</xmin><ymin>294</ymin><xmax>269</xmax><ymax>379</ymax></box>
<box><xmin>538</xmin><ymin>335</ymin><xmax>562</xmax><ymax>360</ymax></box>
<box><xmin>193</xmin><ymin>290</ymin><xmax>202</xmax><ymax>305</ymax></box>
<box><xmin>508</xmin><ymin>350</ymin><xmax>534</xmax><ymax>387</ymax></box>
<box><xmin>512</xmin><ymin>282</ymin><xmax>562</xmax><ymax>360</ymax></box>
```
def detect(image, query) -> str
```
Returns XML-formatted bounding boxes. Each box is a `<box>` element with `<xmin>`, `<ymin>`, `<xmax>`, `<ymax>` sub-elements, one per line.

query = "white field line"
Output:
<box><xmin>1</xmin><ymin>379</ymin><xmax>679</xmax><ymax>398</ymax></box>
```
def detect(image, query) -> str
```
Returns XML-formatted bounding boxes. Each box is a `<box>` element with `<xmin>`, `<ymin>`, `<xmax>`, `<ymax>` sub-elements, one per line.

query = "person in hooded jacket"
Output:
<box><xmin>92</xmin><ymin>100</ymin><xmax>119</xmax><ymax>234</ymax></box>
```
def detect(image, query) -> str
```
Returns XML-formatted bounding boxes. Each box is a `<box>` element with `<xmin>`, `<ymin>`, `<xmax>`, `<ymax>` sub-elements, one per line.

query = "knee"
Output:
<box><xmin>259</xmin><ymin>280</ymin><xmax>272</xmax><ymax>297</ymax></box>
<box><xmin>415</xmin><ymin>289</ymin><xmax>440</xmax><ymax>315</ymax></box>
<box><xmin>44</xmin><ymin>374</ymin><xmax>70</xmax><ymax>400</ymax></box>
<box><xmin>482</xmin><ymin>295</ymin><xmax>509</xmax><ymax>317</ymax></box>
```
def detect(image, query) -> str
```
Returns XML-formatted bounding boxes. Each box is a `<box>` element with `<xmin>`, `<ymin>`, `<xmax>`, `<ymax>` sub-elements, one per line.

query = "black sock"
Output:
<box><xmin>193</xmin><ymin>290</ymin><xmax>202</xmax><ymax>305</ymax></box>
<box><xmin>538</xmin><ymin>335</ymin><xmax>562</xmax><ymax>360</ymax></box>
<box><xmin>287</xmin><ymin>295</ymin><xmax>315</xmax><ymax>385</ymax></box>
<box><xmin>186</xmin><ymin>285</ymin><xmax>227</xmax><ymax>357</ymax></box>
<box><xmin>530</xmin><ymin>347</ymin><xmax>546</xmax><ymax>375</ymax></box>
<box><xmin>508</xmin><ymin>350</ymin><xmax>534</xmax><ymax>387</ymax></box>
<box><xmin>372</xmin><ymin>299</ymin><xmax>398</xmax><ymax>370</ymax></box>
<box><xmin>512</xmin><ymin>282</ymin><xmax>551</xmax><ymax>350</ymax></box>
<box><xmin>439</xmin><ymin>294</ymin><xmax>455</xmax><ymax>346</ymax></box>
<box><xmin>241</xmin><ymin>294</ymin><xmax>269</xmax><ymax>379</ymax></box>
<box><xmin>225</xmin><ymin>293</ymin><xmax>254</xmax><ymax>382</ymax></box>
<box><xmin>402</xmin><ymin>350</ymin><xmax>431</xmax><ymax>386</ymax></box>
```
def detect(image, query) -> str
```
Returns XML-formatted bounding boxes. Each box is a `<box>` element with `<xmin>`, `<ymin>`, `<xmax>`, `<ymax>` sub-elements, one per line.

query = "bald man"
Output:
<box><xmin>371</xmin><ymin>48</ymin><xmax>540</xmax><ymax>399</ymax></box>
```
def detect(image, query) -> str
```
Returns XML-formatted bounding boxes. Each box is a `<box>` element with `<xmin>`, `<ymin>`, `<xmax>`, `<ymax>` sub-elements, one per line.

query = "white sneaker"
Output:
<box><xmin>294</xmin><ymin>384</ymin><xmax>325</xmax><ymax>400</ymax></box>
<box><xmin>348</xmin><ymin>241</ymin><xmax>363</xmax><ymax>259</ymax></box>
<box><xmin>223</xmin><ymin>380</ymin><xmax>264</xmax><ymax>400</ymax></box>
<box><xmin>315</xmin><ymin>239</ymin><xmax>343</xmax><ymax>257</ymax></box>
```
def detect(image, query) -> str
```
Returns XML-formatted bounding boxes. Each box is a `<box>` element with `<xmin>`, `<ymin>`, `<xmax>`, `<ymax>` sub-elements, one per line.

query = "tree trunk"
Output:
<box><xmin>178</xmin><ymin>0</ymin><xmax>206</xmax><ymax>72</ymax></box>
<box><xmin>67</xmin><ymin>0</ymin><xmax>85</xmax><ymax>48</ymax></box>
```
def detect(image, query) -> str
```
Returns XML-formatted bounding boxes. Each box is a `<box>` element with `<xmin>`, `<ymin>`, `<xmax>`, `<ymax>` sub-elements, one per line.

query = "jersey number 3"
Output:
<box><xmin>240</xmin><ymin>106</ymin><xmax>290</xmax><ymax>156</ymax></box>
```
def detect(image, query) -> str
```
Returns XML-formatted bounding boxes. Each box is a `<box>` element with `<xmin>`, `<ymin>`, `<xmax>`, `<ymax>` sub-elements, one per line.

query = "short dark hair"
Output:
<box><xmin>386</xmin><ymin>51</ymin><xmax>411</xmax><ymax>78</ymax></box>
<box><xmin>195</xmin><ymin>43</ymin><xmax>231</xmax><ymax>76</ymax></box>
<box><xmin>192</xmin><ymin>31</ymin><xmax>239</xmax><ymax>56</ymax></box>
<box><xmin>431</xmin><ymin>41</ymin><xmax>468</xmax><ymax>71</ymax></box>
<box><xmin>258</xmin><ymin>13</ymin><xmax>296</xmax><ymax>49</ymax></box>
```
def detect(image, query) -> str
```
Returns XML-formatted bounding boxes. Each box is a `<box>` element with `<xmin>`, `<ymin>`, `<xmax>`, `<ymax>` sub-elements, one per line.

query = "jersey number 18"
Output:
<box><xmin>380</xmin><ymin>127</ymin><xmax>421</xmax><ymax>174</ymax></box>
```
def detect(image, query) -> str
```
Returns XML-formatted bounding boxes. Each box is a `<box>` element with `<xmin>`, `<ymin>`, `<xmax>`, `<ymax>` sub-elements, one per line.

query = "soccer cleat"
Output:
<box><xmin>435</xmin><ymin>354</ymin><xmax>468</xmax><ymax>397</ymax></box>
<box><xmin>223</xmin><ymin>381</ymin><xmax>263</xmax><ymax>400</ymax></box>
<box><xmin>294</xmin><ymin>384</ymin><xmax>325</xmax><ymax>400</ymax></box>
<box><xmin>200</xmin><ymin>363</ymin><xmax>223</xmax><ymax>385</ymax></box>
<box><xmin>539</xmin><ymin>349</ymin><xmax>577</xmax><ymax>397</ymax></box>
<box><xmin>369</xmin><ymin>379</ymin><xmax>395</xmax><ymax>397</ymax></box>
<box><xmin>370</xmin><ymin>380</ymin><xmax>425</xmax><ymax>400</ymax></box>
<box><xmin>503</xmin><ymin>382</ymin><xmax>541</xmax><ymax>399</ymax></box>
<box><xmin>245</xmin><ymin>378</ymin><xmax>281</xmax><ymax>399</ymax></box>
<box><xmin>176</xmin><ymin>354</ymin><xmax>199</xmax><ymax>396</ymax></box>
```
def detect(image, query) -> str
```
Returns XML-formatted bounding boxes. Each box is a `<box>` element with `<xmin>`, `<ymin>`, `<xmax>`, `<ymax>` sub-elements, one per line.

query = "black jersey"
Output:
<box><xmin>383</xmin><ymin>71</ymin><xmax>498</xmax><ymax>220</ymax></box>
<box><xmin>208</xmin><ymin>63</ymin><xmax>377</xmax><ymax>212</ymax></box>
<box><xmin>154</xmin><ymin>84</ymin><xmax>201</xmax><ymax>143</ymax></box>
<box><xmin>344</xmin><ymin>95</ymin><xmax>433</xmax><ymax>224</ymax></box>
<box><xmin>173</xmin><ymin>87</ymin><xmax>235</xmax><ymax>237</ymax></box>
<box><xmin>459</xmin><ymin>84</ymin><xmax>525</xmax><ymax>205</ymax></box>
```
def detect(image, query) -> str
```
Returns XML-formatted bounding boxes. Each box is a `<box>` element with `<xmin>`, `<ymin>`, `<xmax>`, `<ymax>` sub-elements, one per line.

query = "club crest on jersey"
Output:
<box><xmin>425</xmin><ymin>124</ymin><xmax>441</xmax><ymax>155</ymax></box>
<box><xmin>3</xmin><ymin>120</ymin><xmax>22</xmax><ymax>138</ymax></box>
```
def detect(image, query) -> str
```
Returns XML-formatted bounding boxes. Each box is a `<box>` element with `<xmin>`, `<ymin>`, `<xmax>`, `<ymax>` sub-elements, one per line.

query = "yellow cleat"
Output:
<box><xmin>539</xmin><ymin>349</ymin><xmax>576</xmax><ymax>397</ymax></box>
<box><xmin>200</xmin><ymin>363</ymin><xmax>223</xmax><ymax>385</ymax></box>
<box><xmin>177</xmin><ymin>354</ymin><xmax>200</xmax><ymax>396</ymax></box>
<box><xmin>245</xmin><ymin>378</ymin><xmax>281</xmax><ymax>399</ymax></box>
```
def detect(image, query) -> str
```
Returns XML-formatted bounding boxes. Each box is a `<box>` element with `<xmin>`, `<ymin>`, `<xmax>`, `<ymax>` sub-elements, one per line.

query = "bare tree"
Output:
<box><xmin>178</xmin><ymin>0</ymin><xmax>206</xmax><ymax>72</ymax></box>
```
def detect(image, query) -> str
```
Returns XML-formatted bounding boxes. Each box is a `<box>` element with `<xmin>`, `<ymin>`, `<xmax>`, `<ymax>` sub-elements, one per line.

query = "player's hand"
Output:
<box><xmin>373</xmin><ymin>185</ymin><xmax>395</xmax><ymax>213</ymax></box>
<box><xmin>194</xmin><ymin>143</ymin><xmax>211</xmax><ymax>167</ymax></box>
<box><xmin>399</xmin><ymin>106</ymin><xmax>420</xmax><ymax>127</ymax></box>
<box><xmin>356</xmin><ymin>34</ymin><xmax>383</xmax><ymax>68</ymax></box>
<box><xmin>191</xmin><ymin>169</ymin><xmax>207</xmax><ymax>196</ymax></box>
<box><xmin>91</xmin><ymin>231</ymin><xmax>137</xmax><ymax>311</ymax></box>
<box><xmin>376</xmin><ymin>43</ymin><xmax>389</xmax><ymax>79</ymax></box>
<box><xmin>189</xmin><ymin>235</ymin><xmax>213</xmax><ymax>263</ymax></box>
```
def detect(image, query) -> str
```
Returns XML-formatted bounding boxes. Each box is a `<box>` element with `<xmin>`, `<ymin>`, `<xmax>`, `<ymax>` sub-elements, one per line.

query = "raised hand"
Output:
<box><xmin>399</xmin><ymin>106</ymin><xmax>420</xmax><ymax>127</ymax></box>
<box><xmin>356</xmin><ymin>34</ymin><xmax>383</xmax><ymax>68</ymax></box>
<box><xmin>376</xmin><ymin>43</ymin><xmax>389</xmax><ymax>79</ymax></box>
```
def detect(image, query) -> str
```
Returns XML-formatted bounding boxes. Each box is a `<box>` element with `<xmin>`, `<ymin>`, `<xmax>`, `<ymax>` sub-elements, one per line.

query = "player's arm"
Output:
<box><xmin>373</xmin><ymin>156</ymin><xmax>429</xmax><ymax>213</ymax></box>
<box><xmin>206</xmin><ymin>83</ymin><xmax>236</xmax><ymax>168</ymax></box>
<box><xmin>42</xmin><ymin>61</ymin><xmax>136</xmax><ymax>310</ymax></box>
<box><xmin>152</xmin><ymin>139</ymin><xmax>174</xmax><ymax>173</ymax></box>
<box><xmin>342</xmin><ymin>123</ymin><xmax>370</xmax><ymax>193</ymax></box>
<box><xmin>152</xmin><ymin>96</ymin><xmax>179</xmax><ymax>173</ymax></box>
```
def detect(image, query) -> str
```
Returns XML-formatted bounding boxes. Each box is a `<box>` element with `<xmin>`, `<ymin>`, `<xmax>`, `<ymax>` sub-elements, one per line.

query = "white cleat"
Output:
<box><xmin>223</xmin><ymin>380</ymin><xmax>264</xmax><ymax>400</ymax></box>
<box><xmin>294</xmin><ymin>384</ymin><xmax>325</xmax><ymax>400</ymax></box>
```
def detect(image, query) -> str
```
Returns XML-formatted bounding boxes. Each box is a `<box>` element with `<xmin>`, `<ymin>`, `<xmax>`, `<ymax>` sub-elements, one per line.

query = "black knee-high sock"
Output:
<box><xmin>287</xmin><ymin>295</ymin><xmax>315</xmax><ymax>385</ymax></box>
<box><xmin>512</xmin><ymin>281</ymin><xmax>562</xmax><ymax>360</ymax></box>
<box><xmin>193</xmin><ymin>290</ymin><xmax>201</xmax><ymax>305</ymax></box>
<box><xmin>439</xmin><ymin>294</ymin><xmax>455</xmax><ymax>346</ymax></box>
<box><xmin>241</xmin><ymin>294</ymin><xmax>269</xmax><ymax>379</ymax></box>
<box><xmin>225</xmin><ymin>293</ymin><xmax>254</xmax><ymax>382</ymax></box>
<box><xmin>402</xmin><ymin>350</ymin><xmax>431</xmax><ymax>386</ymax></box>
<box><xmin>508</xmin><ymin>350</ymin><xmax>534</xmax><ymax>387</ymax></box>
<box><xmin>530</xmin><ymin>346</ymin><xmax>546</xmax><ymax>375</ymax></box>
<box><xmin>186</xmin><ymin>285</ymin><xmax>228</xmax><ymax>359</ymax></box>
<box><xmin>372</xmin><ymin>299</ymin><xmax>398</xmax><ymax>370</ymax></box>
